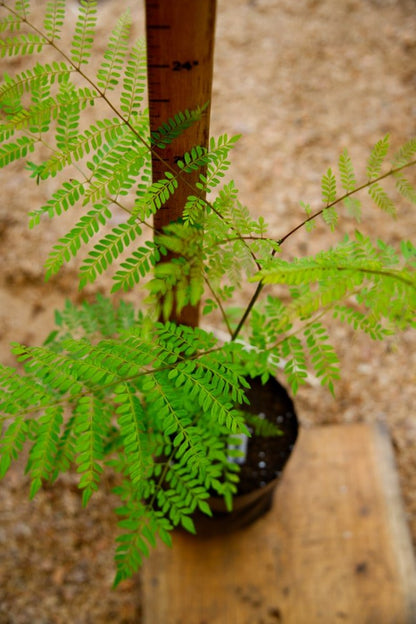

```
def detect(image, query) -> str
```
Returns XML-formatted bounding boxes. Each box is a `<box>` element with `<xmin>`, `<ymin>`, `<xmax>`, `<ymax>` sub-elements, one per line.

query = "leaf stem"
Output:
<box><xmin>231</xmin><ymin>160</ymin><xmax>416</xmax><ymax>341</ymax></box>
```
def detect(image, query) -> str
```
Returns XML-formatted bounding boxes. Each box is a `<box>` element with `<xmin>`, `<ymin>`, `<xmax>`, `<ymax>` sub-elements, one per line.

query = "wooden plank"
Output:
<box><xmin>142</xmin><ymin>423</ymin><xmax>416</xmax><ymax>623</ymax></box>
<box><xmin>145</xmin><ymin>0</ymin><xmax>216</xmax><ymax>327</ymax></box>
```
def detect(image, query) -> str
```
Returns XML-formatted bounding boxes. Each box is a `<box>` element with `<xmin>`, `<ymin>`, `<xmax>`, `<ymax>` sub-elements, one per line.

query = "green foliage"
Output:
<box><xmin>96</xmin><ymin>10</ymin><xmax>131</xmax><ymax>94</ymax></box>
<box><xmin>0</xmin><ymin>134</ymin><xmax>35</xmax><ymax>166</ymax></box>
<box><xmin>70</xmin><ymin>0</ymin><xmax>97</xmax><ymax>67</ymax></box>
<box><xmin>78</xmin><ymin>220</ymin><xmax>143</xmax><ymax>288</ymax></box>
<box><xmin>150</xmin><ymin>107</ymin><xmax>207</xmax><ymax>149</ymax></box>
<box><xmin>120</xmin><ymin>38</ymin><xmax>146</xmax><ymax>119</ymax></box>
<box><xmin>367</xmin><ymin>134</ymin><xmax>390</xmax><ymax>180</ymax></box>
<box><xmin>321</xmin><ymin>167</ymin><xmax>337</xmax><ymax>205</ymax></box>
<box><xmin>43</xmin><ymin>0</ymin><xmax>66</xmax><ymax>42</ymax></box>
<box><xmin>0</xmin><ymin>0</ymin><xmax>415</xmax><ymax>586</ymax></box>
<box><xmin>0</xmin><ymin>32</ymin><xmax>46</xmax><ymax>57</ymax></box>
<box><xmin>1</xmin><ymin>319</ymin><xmax>247</xmax><ymax>583</ymax></box>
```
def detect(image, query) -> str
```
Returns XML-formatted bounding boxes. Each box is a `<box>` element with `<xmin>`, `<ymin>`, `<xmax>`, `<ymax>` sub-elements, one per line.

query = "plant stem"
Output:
<box><xmin>231</xmin><ymin>159</ymin><xmax>416</xmax><ymax>342</ymax></box>
<box><xmin>278</xmin><ymin>159</ymin><xmax>416</xmax><ymax>246</ymax></box>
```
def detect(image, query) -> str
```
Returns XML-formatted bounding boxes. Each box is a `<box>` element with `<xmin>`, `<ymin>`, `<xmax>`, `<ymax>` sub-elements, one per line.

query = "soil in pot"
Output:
<box><xmin>193</xmin><ymin>375</ymin><xmax>299</xmax><ymax>536</ymax></box>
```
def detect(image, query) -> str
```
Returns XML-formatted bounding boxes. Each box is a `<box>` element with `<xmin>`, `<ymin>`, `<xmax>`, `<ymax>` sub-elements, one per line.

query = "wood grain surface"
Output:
<box><xmin>142</xmin><ymin>423</ymin><xmax>416</xmax><ymax>623</ymax></box>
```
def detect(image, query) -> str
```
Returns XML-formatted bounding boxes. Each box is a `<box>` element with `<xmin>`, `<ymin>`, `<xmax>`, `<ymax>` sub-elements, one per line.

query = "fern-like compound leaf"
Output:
<box><xmin>0</xmin><ymin>120</ymin><xmax>15</xmax><ymax>142</ymax></box>
<box><xmin>322</xmin><ymin>205</ymin><xmax>338</xmax><ymax>230</ymax></box>
<box><xmin>49</xmin><ymin>295</ymin><xmax>136</xmax><ymax>342</ymax></box>
<box><xmin>70</xmin><ymin>0</ymin><xmax>97</xmax><ymax>67</ymax></box>
<box><xmin>11</xmin><ymin>342</ymin><xmax>84</xmax><ymax>396</ymax></box>
<box><xmin>321</xmin><ymin>167</ymin><xmax>337</xmax><ymax>205</ymax></box>
<box><xmin>177</xmin><ymin>145</ymin><xmax>209</xmax><ymax>173</ymax></box>
<box><xmin>0</xmin><ymin>416</ymin><xmax>29</xmax><ymax>478</ymax></box>
<box><xmin>120</xmin><ymin>38</ymin><xmax>147</xmax><ymax>119</ymax></box>
<box><xmin>111</xmin><ymin>242</ymin><xmax>163</xmax><ymax>293</ymax></box>
<box><xmin>366</xmin><ymin>134</ymin><xmax>390</xmax><ymax>179</ymax></box>
<box><xmin>78</xmin><ymin>221</ymin><xmax>143</xmax><ymax>288</ymax></box>
<box><xmin>96</xmin><ymin>10</ymin><xmax>130</xmax><ymax>94</ymax></box>
<box><xmin>43</xmin><ymin>0</ymin><xmax>66</xmax><ymax>42</ymax></box>
<box><xmin>0</xmin><ymin>32</ymin><xmax>47</xmax><ymax>57</ymax></box>
<box><xmin>74</xmin><ymin>395</ymin><xmax>108</xmax><ymax>506</ymax></box>
<box><xmin>281</xmin><ymin>335</ymin><xmax>308</xmax><ymax>395</ymax></box>
<box><xmin>0</xmin><ymin>62</ymin><xmax>72</xmax><ymax>101</ymax></box>
<box><xmin>0</xmin><ymin>135</ymin><xmax>35</xmax><ymax>167</ymax></box>
<box><xmin>115</xmin><ymin>383</ymin><xmax>151</xmax><ymax>487</ymax></box>
<box><xmin>304</xmin><ymin>322</ymin><xmax>340</xmax><ymax>394</ymax></box>
<box><xmin>29</xmin><ymin>178</ymin><xmax>85</xmax><ymax>227</ymax></box>
<box><xmin>43</xmin><ymin>201</ymin><xmax>112</xmax><ymax>279</ymax></box>
<box><xmin>338</xmin><ymin>148</ymin><xmax>357</xmax><ymax>193</ymax></box>
<box><xmin>332</xmin><ymin>304</ymin><xmax>391</xmax><ymax>340</ymax></box>
<box><xmin>83</xmin><ymin>132</ymin><xmax>148</xmax><ymax>205</ymax></box>
<box><xmin>13</xmin><ymin>1</ymin><xmax>30</xmax><ymax>20</ymax></box>
<box><xmin>133</xmin><ymin>171</ymin><xmax>178</xmax><ymax>218</ymax></box>
<box><xmin>38</xmin><ymin>115</ymin><xmax>123</xmax><ymax>179</ymax></box>
<box><xmin>0</xmin><ymin>362</ymin><xmax>54</xmax><ymax>415</ymax></box>
<box><xmin>113</xmin><ymin>497</ymin><xmax>172</xmax><ymax>588</ymax></box>
<box><xmin>55</xmin><ymin>81</ymin><xmax>81</xmax><ymax>150</ymax></box>
<box><xmin>27</xmin><ymin>406</ymin><xmax>64</xmax><ymax>499</ymax></box>
<box><xmin>29</xmin><ymin>72</ymin><xmax>53</xmax><ymax>134</ymax></box>
<box><xmin>394</xmin><ymin>172</ymin><xmax>416</xmax><ymax>205</ymax></box>
<box><xmin>197</xmin><ymin>134</ymin><xmax>240</xmax><ymax>193</ymax></box>
<box><xmin>368</xmin><ymin>181</ymin><xmax>396</xmax><ymax>216</ymax></box>
<box><xmin>0</xmin><ymin>12</ymin><xmax>22</xmax><ymax>34</ymax></box>
<box><xmin>183</xmin><ymin>195</ymin><xmax>207</xmax><ymax>224</ymax></box>
<box><xmin>150</xmin><ymin>107</ymin><xmax>206</xmax><ymax>149</ymax></box>
<box><xmin>392</xmin><ymin>137</ymin><xmax>416</xmax><ymax>166</ymax></box>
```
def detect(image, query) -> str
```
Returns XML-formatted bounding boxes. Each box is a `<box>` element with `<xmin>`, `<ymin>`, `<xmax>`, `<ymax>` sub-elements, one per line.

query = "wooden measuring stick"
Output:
<box><xmin>145</xmin><ymin>0</ymin><xmax>217</xmax><ymax>327</ymax></box>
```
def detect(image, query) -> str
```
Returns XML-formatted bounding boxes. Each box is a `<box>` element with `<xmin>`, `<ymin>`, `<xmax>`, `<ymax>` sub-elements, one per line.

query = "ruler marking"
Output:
<box><xmin>145</xmin><ymin>0</ymin><xmax>216</xmax><ymax>325</ymax></box>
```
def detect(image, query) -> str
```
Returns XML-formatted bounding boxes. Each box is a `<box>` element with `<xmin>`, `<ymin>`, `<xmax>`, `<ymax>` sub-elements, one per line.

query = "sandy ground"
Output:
<box><xmin>1</xmin><ymin>0</ymin><xmax>416</xmax><ymax>621</ymax></box>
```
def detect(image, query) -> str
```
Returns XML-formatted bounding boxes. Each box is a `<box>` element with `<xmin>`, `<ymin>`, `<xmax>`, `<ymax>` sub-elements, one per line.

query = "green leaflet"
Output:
<box><xmin>55</xmin><ymin>81</ymin><xmax>81</xmax><ymax>150</ymax></box>
<box><xmin>14</xmin><ymin>1</ymin><xmax>30</xmax><ymax>19</ymax></box>
<box><xmin>0</xmin><ymin>32</ymin><xmax>47</xmax><ymax>57</ymax></box>
<box><xmin>197</xmin><ymin>133</ymin><xmax>240</xmax><ymax>193</ymax></box>
<box><xmin>150</xmin><ymin>107</ymin><xmax>207</xmax><ymax>149</ymax></box>
<box><xmin>44</xmin><ymin>201</ymin><xmax>112</xmax><ymax>279</ymax></box>
<box><xmin>394</xmin><ymin>172</ymin><xmax>416</xmax><ymax>205</ymax></box>
<box><xmin>132</xmin><ymin>171</ymin><xmax>178</xmax><ymax>218</ymax></box>
<box><xmin>0</xmin><ymin>0</ymin><xmax>415</xmax><ymax>587</ymax></box>
<box><xmin>0</xmin><ymin>61</ymin><xmax>72</xmax><ymax>101</ymax></box>
<box><xmin>43</xmin><ymin>0</ymin><xmax>66</xmax><ymax>42</ymax></box>
<box><xmin>74</xmin><ymin>395</ymin><xmax>107</xmax><ymax>506</ymax></box>
<box><xmin>37</xmin><ymin>116</ymin><xmax>124</xmax><ymax>179</ymax></box>
<box><xmin>281</xmin><ymin>335</ymin><xmax>307</xmax><ymax>395</ymax></box>
<box><xmin>0</xmin><ymin>135</ymin><xmax>35</xmax><ymax>167</ymax></box>
<box><xmin>120</xmin><ymin>38</ymin><xmax>146</xmax><ymax>119</ymax></box>
<box><xmin>368</xmin><ymin>181</ymin><xmax>396</xmax><ymax>216</ymax></box>
<box><xmin>0</xmin><ymin>417</ymin><xmax>29</xmax><ymax>478</ymax></box>
<box><xmin>78</xmin><ymin>220</ymin><xmax>143</xmax><ymax>288</ymax></box>
<box><xmin>29</xmin><ymin>178</ymin><xmax>85</xmax><ymax>226</ymax></box>
<box><xmin>111</xmin><ymin>242</ymin><xmax>163</xmax><ymax>293</ymax></box>
<box><xmin>96</xmin><ymin>10</ymin><xmax>130</xmax><ymax>94</ymax></box>
<box><xmin>83</xmin><ymin>131</ymin><xmax>148</xmax><ymax>204</ymax></box>
<box><xmin>304</xmin><ymin>322</ymin><xmax>340</xmax><ymax>395</ymax></box>
<box><xmin>27</xmin><ymin>406</ymin><xmax>64</xmax><ymax>498</ymax></box>
<box><xmin>393</xmin><ymin>137</ymin><xmax>416</xmax><ymax>167</ymax></box>
<box><xmin>366</xmin><ymin>134</ymin><xmax>390</xmax><ymax>179</ymax></box>
<box><xmin>321</xmin><ymin>167</ymin><xmax>337</xmax><ymax>205</ymax></box>
<box><xmin>70</xmin><ymin>0</ymin><xmax>97</xmax><ymax>67</ymax></box>
<box><xmin>338</xmin><ymin>149</ymin><xmax>357</xmax><ymax>193</ymax></box>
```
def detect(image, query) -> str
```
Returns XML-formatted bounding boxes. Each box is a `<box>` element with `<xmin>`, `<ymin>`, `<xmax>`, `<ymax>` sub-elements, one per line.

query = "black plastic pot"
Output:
<box><xmin>193</xmin><ymin>375</ymin><xmax>299</xmax><ymax>536</ymax></box>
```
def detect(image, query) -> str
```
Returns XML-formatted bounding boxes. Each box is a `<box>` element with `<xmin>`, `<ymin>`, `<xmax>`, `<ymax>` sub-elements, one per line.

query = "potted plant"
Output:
<box><xmin>0</xmin><ymin>0</ymin><xmax>415</xmax><ymax>588</ymax></box>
